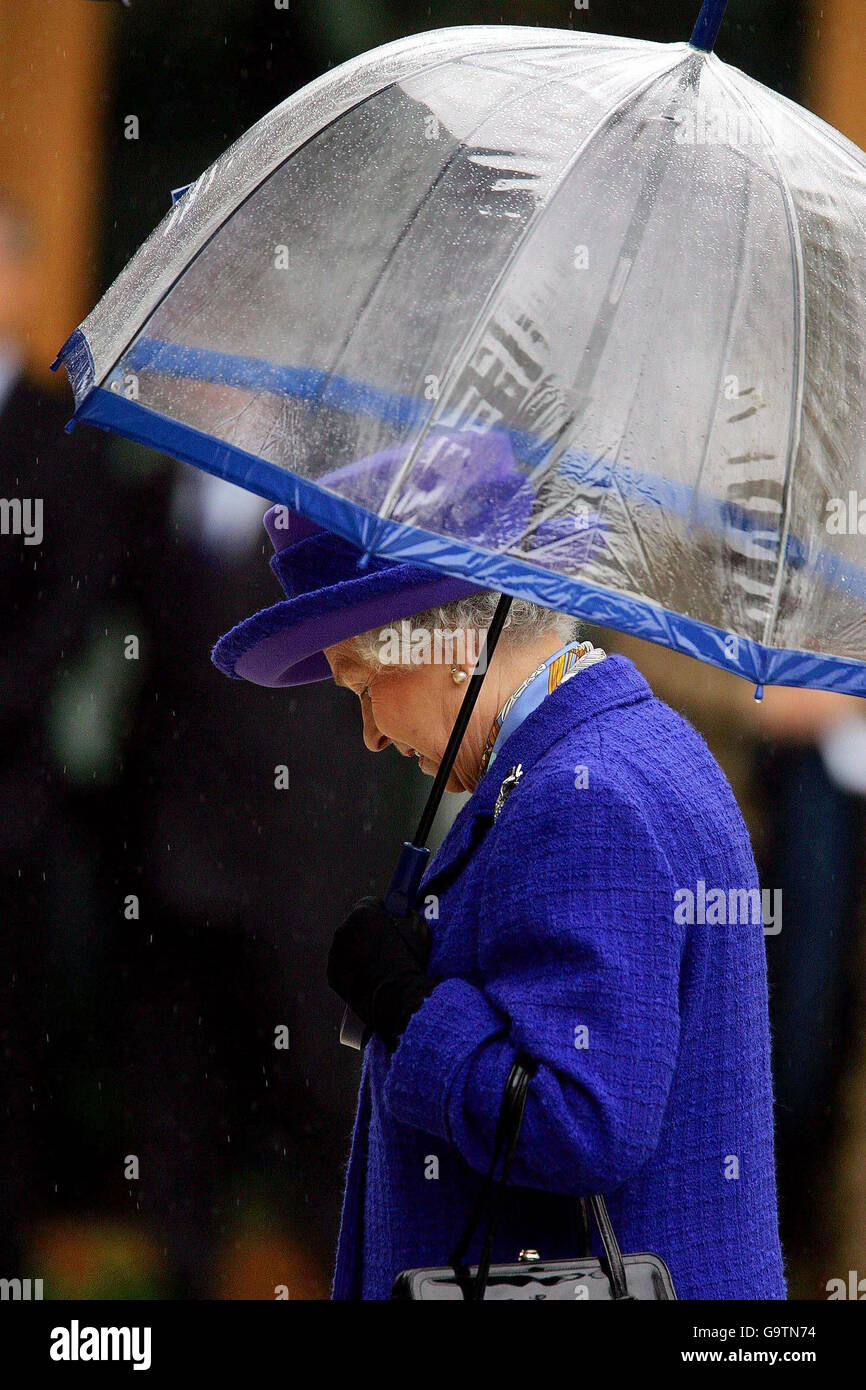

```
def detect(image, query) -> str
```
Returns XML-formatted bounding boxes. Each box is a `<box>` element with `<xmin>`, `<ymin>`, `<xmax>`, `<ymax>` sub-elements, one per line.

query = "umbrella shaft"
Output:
<box><xmin>690</xmin><ymin>0</ymin><xmax>729</xmax><ymax>52</ymax></box>
<box><xmin>340</xmin><ymin>592</ymin><xmax>514</xmax><ymax>1050</ymax></box>
<box><xmin>414</xmin><ymin>592</ymin><xmax>514</xmax><ymax>846</ymax></box>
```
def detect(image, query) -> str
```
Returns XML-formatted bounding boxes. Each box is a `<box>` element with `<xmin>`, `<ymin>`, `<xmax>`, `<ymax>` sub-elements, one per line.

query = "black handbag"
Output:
<box><xmin>392</xmin><ymin>1054</ymin><xmax>677</xmax><ymax>1300</ymax></box>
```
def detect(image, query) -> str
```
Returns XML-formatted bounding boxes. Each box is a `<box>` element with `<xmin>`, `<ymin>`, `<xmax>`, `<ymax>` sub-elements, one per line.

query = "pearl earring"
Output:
<box><xmin>450</xmin><ymin>665</ymin><xmax>467</xmax><ymax>685</ymax></box>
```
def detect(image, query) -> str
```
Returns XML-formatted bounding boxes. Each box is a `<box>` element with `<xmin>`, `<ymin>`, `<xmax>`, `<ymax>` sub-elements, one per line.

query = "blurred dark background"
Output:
<box><xmin>2</xmin><ymin>0</ymin><xmax>865</xmax><ymax>1299</ymax></box>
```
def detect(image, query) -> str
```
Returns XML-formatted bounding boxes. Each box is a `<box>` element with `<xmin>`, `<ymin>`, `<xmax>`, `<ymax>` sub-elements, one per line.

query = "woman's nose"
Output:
<box><xmin>361</xmin><ymin>702</ymin><xmax>391</xmax><ymax>753</ymax></box>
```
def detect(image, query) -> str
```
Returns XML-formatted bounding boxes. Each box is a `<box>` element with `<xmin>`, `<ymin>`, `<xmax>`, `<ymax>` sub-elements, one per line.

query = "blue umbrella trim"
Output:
<box><xmin>53</xmin><ymin>334</ymin><xmax>865</xmax><ymax>615</ymax></box>
<box><xmin>62</xmin><ymin>383</ymin><xmax>866</xmax><ymax>697</ymax></box>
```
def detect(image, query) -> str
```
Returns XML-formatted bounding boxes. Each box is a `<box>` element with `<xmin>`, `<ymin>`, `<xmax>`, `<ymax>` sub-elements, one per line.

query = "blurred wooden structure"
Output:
<box><xmin>0</xmin><ymin>0</ymin><xmax>111</xmax><ymax>384</ymax></box>
<box><xmin>806</xmin><ymin>0</ymin><xmax>866</xmax><ymax>148</ymax></box>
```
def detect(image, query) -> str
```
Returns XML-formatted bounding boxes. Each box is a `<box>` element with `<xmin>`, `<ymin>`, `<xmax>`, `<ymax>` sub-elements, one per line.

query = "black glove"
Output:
<box><xmin>327</xmin><ymin>896</ymin><xmax>436</xmax><ymax>1053</ymax></box>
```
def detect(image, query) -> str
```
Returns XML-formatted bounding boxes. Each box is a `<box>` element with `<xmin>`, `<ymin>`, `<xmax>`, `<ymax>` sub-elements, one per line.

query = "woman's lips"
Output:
<box><xmin>400</xmin><ymin>746</ymin><xmax>434</xmax><ymax>770</ymax></box>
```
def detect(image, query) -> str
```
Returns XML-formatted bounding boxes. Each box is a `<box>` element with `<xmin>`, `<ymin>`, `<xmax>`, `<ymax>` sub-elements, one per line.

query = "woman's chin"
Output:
<box><xmin>415</xmin><ymin>755</ymin><xmax>465</xmax><ymax>794</ymax></box>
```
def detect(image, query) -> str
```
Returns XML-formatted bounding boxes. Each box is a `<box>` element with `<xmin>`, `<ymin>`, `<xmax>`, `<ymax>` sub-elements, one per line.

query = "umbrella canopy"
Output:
<box><xmin>53</xmin><ymin>12</ymin><xmax>866</xmax><ymax>695</ymax></box>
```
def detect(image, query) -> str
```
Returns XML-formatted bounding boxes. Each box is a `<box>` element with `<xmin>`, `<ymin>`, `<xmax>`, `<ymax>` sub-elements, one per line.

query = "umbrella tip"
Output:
<box><xmin>753</xmin><ymin>683</ymin><xmax>764</xmax><ymax>702</ymax></box>
<box><xmin>689</xmin><ymin>0</ymin><xmax>729</xmax><ymax>53</ymax></box>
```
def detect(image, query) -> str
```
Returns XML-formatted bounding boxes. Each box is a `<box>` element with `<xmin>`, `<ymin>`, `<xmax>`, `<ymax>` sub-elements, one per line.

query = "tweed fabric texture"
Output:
<box><xmin>332</xmin><ymin>655</ymin><xmax>787</xmax><ymax>1300</ymax></box>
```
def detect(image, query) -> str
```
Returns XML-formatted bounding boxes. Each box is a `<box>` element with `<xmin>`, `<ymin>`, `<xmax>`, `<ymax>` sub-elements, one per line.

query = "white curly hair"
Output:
<box><xmin>345</xmin><ymin>591</ymin><xmax>581</xmax><ymax>674</ymax></box>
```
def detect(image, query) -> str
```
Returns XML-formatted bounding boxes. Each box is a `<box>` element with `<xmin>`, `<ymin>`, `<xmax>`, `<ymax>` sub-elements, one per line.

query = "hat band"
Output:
<box><xmin>271</xmin><ymin>530</ymin><xmax>392</xmax><ymax>597</ymax></box>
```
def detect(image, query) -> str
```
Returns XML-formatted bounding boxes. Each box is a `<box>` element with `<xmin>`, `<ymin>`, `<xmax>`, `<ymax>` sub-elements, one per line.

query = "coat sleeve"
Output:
<box><xmin>381</xmin><ymin>767</ymin><xmax>684</xmax><ymax>1195</ymax></box>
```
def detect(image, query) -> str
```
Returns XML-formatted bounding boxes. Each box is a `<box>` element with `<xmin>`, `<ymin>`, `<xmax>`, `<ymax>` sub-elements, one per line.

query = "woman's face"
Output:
<box><xmin>323</xmin><ymin>640</ymin><xmax>473</xmax><ymax>793</ymax></box>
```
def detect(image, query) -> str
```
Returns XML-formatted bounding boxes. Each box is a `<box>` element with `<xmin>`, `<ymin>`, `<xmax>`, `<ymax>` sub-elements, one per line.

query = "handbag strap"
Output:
<box><xmin>449</xmin><ymin>1054</ymin><xmax>634</xmax><ymax>1301</ymax></box>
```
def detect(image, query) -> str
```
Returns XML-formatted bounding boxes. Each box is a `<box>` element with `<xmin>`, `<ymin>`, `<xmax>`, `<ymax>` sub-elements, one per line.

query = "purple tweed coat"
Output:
<box><xmin>332</xmin><ymin>654</ymin><xmax>787</xmax><ymax>1300</ymax></box>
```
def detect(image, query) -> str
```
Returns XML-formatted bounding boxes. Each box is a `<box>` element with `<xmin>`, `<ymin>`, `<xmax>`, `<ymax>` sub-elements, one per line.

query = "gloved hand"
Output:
<box><xmin>327</xmin><ymin>896</ymin><xmax>436</xmax><ymax>1053</ymax></box>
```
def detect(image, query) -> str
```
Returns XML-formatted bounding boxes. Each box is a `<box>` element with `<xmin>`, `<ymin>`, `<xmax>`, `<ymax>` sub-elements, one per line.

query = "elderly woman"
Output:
<box><xmin>213</xmin><ymin>502</ymin><xmax>787</xmax><ymax>1302</ymax></box>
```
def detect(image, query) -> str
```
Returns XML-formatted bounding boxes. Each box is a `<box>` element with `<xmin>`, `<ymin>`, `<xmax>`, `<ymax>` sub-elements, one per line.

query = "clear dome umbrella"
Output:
<box><xmin>53</xmin><ymin>2</ymin><xmax>866</xmax><ymax>698</ymax></box>
<box><xmin>51</xmin><ymin>0</ymin><xmax>866</xmax><ymax>1043</ymax></box>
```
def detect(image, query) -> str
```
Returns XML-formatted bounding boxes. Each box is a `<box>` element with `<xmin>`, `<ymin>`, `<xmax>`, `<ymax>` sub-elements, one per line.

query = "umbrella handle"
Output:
<box><xmin>338</xmin><ymin>1008</ymin><xmax>368</xmax><ymax>1050</ymax></box>
<box><xmin>340</xmin><ymin>842</ymin><xmax>431</xmax><ymax>1050</ymax></box>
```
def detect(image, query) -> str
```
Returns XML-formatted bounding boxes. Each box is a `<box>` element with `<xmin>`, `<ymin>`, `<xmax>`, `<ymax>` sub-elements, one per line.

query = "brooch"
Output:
<box><xmin>493</xmin><ymin>763</ymin><xmax>523</xmax><ymax>822</ymax></box>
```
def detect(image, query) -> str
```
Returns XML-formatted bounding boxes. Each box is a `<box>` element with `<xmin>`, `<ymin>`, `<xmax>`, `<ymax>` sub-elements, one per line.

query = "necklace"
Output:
<box><xmin>478</xmin><ymin>639</ymin><xmax>606</xmax><ymax>777</ymax></box>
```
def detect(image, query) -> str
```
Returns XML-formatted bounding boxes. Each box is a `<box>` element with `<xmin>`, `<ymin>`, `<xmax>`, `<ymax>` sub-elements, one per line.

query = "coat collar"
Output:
<box><xmin>419</xmin><ymin>654</ymin><xmax>654</xmax><ymax>898</ymax></box>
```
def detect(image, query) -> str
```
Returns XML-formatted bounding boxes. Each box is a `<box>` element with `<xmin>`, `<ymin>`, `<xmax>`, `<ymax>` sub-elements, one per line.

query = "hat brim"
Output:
<box><xmin>211</xmin><ymin>562</ymin><xmax>487</xmax><ymax>687</ymax></box>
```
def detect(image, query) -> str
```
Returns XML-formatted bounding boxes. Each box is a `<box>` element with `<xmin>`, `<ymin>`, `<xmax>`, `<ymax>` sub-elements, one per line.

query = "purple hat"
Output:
<box><xmin>211</xmin><ymin>429</ymin><xmax>535</xmax><ymax>687</ymax></box>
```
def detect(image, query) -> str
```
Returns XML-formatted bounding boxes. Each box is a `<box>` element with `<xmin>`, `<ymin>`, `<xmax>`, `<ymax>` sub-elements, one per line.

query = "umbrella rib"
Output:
<box><xmin>363</xmin><ymin>47</ymin><xmax>693</xmax><ymax>561</ymax></box>
<box><xmin>91</xmin><ymin>37</ymin><xmax>582</xmax><ymax>395</ymax></box>
<box><xmin>711</xmin><ymin>58</ymin><xmax>807</xmax><ymax>658</ymax></box>
<box><xmin>687</xmin><ymin>173</ymin><xmax>753</xmax><ymax>517</ymax></box>
<box><xmin>518</xmin><ymin>60</ymin><xmax>704</xmax><ymax>553</ymax></box>
<box><xmin>318</xmin><ymin>56</ymin><xmax>594</xmax><ymax>438</ymax></box>
<box><xmin>735</xmin><ymin>62</ymin><xmax>866</xmax><ymax>184</ymax></box>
